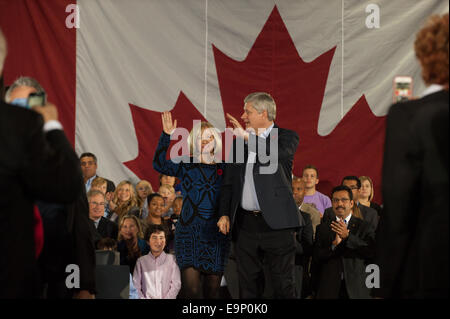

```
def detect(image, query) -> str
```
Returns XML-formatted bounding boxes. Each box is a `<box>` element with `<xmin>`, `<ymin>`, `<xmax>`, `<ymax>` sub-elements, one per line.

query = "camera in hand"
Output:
<box><xmin>27</xmin><ymin>92</ymin><xmax>47</xmax><ymax>107</ymax></box>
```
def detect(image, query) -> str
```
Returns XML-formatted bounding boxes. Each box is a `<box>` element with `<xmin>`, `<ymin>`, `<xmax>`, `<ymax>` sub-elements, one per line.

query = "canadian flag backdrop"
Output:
<box><xmin>0</xmin><ymin>0</ymin><xmax>448</xmax><ymax>203</ymax></box>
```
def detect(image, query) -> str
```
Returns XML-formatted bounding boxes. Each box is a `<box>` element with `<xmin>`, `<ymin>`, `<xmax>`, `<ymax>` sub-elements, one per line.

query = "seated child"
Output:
<box><xmin>170</xmin><ymin>196</ymin><xmax>183</xmax><ymax>224</ymax></box>
<box><xmin>158</xmin><ymin>184</ymin><xmax>176</xmax><ymax>219</ymax></box>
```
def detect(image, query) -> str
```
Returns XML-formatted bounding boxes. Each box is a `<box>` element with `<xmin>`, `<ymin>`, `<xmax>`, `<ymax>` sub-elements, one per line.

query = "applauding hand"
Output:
<box><xmin>331</xmin><ymin>220</ymin><xmax>350</xmax><ymax>240</ymax></box>
<box><xmin>162</xmin><ymin>111</ymin><xmax>177</xmax><ymax>135</ymax></box>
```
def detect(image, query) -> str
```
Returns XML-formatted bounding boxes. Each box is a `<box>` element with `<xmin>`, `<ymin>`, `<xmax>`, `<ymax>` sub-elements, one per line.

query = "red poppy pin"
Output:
<box><xmin>217</xmin><ymin>169</ymin><xmax>223</xmax><ymax>176</ymax></box>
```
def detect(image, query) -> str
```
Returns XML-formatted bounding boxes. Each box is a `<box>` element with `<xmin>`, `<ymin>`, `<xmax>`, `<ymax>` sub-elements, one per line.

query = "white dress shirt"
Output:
<box><xmin>92</xmin><ymin>217</ymin><xmax>101</xmax><ymax>229</ymax></box>
<box><xmin>420</xmin><ymin>84</ymin><xmax>444</xmax><ymax>97</ymax></box>
<box><xmin>241</xmin><ymin>123</ymin><xmax>274</xmax><ymax>211</ymax></box>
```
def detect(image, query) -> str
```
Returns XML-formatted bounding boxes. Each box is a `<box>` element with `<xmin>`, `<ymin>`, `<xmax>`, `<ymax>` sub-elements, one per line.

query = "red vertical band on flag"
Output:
<box><xmin>0</xmin><ymin>0</ymin><xmax>77</xmax><ymax>146</ymax></box>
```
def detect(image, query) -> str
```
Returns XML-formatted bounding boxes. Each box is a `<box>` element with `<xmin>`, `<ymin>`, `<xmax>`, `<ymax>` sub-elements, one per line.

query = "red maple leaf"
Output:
<box><xmin>213</xmin><ymin>6</ymin><xmax>386</xmax><ymax>203</ymax></box>
<box><xmin>124</xmin><ymin>92</ymin><xmax>206</xmax><ymax>189</ymax></box>
<box><xmin>126</xmin><ymin>5</ymin><xmax>386</xmax><ymax>203</ymax></box>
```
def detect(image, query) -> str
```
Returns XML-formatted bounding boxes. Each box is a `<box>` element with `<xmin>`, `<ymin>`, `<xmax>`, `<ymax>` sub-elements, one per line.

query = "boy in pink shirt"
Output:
<box><xmin>133</xmin><ymin>224</ymin><xmax>181</xmax><ymax>299</ymax></box>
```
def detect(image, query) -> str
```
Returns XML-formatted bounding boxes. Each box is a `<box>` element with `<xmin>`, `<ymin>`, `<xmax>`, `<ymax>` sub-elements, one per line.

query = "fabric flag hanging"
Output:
<box><xmin>0</xmin><ymin>0</ymin><xmax>448</xmax><ymax>203</ymax></box>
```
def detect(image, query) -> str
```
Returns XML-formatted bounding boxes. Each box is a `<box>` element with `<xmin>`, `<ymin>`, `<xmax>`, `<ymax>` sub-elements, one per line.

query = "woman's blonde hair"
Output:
<box><xmin>158</xmin><ymin>184</ymin><xmax>175</xmax><ymax>194</ymax></box>
<box><xmin>136</xmin><ymin>180</ymin><xmax>153</xmax><ymax>192</ymax></box>
<box><xmin>117</xmin><ymin>214</ymin><xmax>144</xmax><ymax>241</ymax></box>
<box><xmin>135</xmin><ymin>180</ymin><xmax>153</xmax><ymax>207</ymax></box>
<box><xmin>359</xmin><ymin>176</ymin><xmax>374</xmax><ymax>202</ymax></box>
<box><xmin>188</xmin><ymin>121</ymin><xmax>222</xmax><ymax>158</ymax></box>
<box><xmin>113</xmin><ymin>180</ymin><xmax>139</xmax><ymax>219</ymax></box>
<box><xmin>352</xmin><ymin>204</ymin><xmax>364</xmax><ymax>220</ymax></box>
<box><xmin>91</xmin><ymin>176</ymin><xmax>107</xmax><ymax>189</ymax></box>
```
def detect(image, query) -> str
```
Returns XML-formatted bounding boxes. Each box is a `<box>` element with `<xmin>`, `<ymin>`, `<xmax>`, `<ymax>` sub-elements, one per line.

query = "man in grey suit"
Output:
<box><xmin>314</xmin><ymin>185</ymin><xmax>375</xmax><ymax>299</ymax></box>
<box><xmin>218</xmin><ymin>92</ymin><xmax>304</xmax><ymax>298</ymax></box>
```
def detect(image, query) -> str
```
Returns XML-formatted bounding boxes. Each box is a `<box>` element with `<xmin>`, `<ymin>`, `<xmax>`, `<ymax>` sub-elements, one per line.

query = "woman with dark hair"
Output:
<box><xmin>153</xmin><ymin>112</ymin><xmax>230</xmax><ymax>299</ymax></box>
<box><xmin>141</xmin><ymin>193</ymin><xmax>174</xmax><ymax>253</ymax></box>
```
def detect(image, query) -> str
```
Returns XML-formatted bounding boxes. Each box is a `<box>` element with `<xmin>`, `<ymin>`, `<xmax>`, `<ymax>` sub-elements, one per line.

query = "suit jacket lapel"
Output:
<box><xmin>235</xmin><ymin>140</ymin><xmax>248</xmax><ymax>188</ymax></box>
<box><xmin>268</xmin><ymin>123</ymin><xmax>279</xmax><ymax>144</ymax></box>
<box><xmin>98</xmin><ymin>217</ymin><xmax>106</xmax><ymax>233</ymax></box>
<box><xmin>348</xmin><ymin>216</ymin><xmax>360</xmax><ymax>234</ymax></box>
<box><xmin>324</xmin><ymin>218</ymin><xmax>336</xmax><ymax>243</ymax></box>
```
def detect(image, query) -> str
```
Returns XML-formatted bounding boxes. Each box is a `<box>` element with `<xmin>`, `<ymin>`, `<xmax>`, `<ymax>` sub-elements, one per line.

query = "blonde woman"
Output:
<box><xmin>153</xmin><ymin>112</ymin><xmax>230</xmax><ymax>299</ymax></box>
<box><xmin>117</xmin><ymin>215</ymin><xmax>149</xmax><ymax>274</ymax></box>
<box><xmin>158</xmin><ymin>183</ymin><xmax>176</xmax><ymax>219</ymax></box>
<box><xmin>109</xmin><ymin>181</ymin><xmax>140</xmax><ymax>223</ymax></box>
<box><xmin>135</xmin><ymin>180</ymin><xmax>153</xmax><ymax>219</ymax></box>
<box><xmin>359</xmin><ymin>176</ymin><xmax>382</xmax><ymax>218</ymax></box>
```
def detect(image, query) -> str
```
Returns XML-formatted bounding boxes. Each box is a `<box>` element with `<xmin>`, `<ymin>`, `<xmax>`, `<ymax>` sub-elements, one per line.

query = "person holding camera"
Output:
<box><xmin>1</xmin><ymin>29</ymin><xmax>89</xmax><ymax>298</ymax></box>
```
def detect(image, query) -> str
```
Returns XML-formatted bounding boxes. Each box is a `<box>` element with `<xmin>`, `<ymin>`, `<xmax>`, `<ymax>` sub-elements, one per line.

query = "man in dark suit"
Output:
<box><xmin>6</xmin><ymin>75</ymin><xmax>96</xmax><ymax>299</ymax></box>
<box><xmin>261</xmin><ymin>209</ymin><xmax>313</xmax><ymax>299</ymax></box>
<box><xmin>88</xmin><ymin>189</ymin><xmax>118</xmax><ymax>243</ymax></box>
<box><xmin>80</xmin><ymin>152</ymin><xmax>98</xmax><ymax>192</ymax></box>
<box><xmin>218</xmin><ymin>92</ymin><xmax>304</xmax><ymax>298</ymax></box>
<box><xmin>374</xmin><ymin>13</ymin><xmax>448</xmax><ymax>298</ymax></box>
<box><xmin>0</xmin><ymin>29</ymin><xmax>83</xmax><ymax>298</ymax></box>
<box><xmin>323</xmin><ymin>176</ymin><xmax>378</xmax><ymax>232</ymax></box>
<box><xmin>294</xmin><ymin>211</ymin><xmax>313</xmax><ymax>298</ymax></box>
<box><xmin>314</xmin><ymin>185</ymin><xmax>375</xmax><ymax>299</ymax></box>
<box><xmin>292</xmin><ymin>176</ymin><xmax>316</xmax><ymax>298</ymax></box>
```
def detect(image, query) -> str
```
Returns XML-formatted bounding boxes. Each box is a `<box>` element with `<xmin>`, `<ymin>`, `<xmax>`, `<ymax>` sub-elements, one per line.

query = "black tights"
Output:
<box><xmin>181</xmin><ymin>267</ymin><xmax>222</xmax><ymax>299</ymax></box>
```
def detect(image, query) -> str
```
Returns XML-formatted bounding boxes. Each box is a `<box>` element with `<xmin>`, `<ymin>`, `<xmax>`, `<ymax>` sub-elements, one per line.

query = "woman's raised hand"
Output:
<box><xmin>162</xmin><ymin>111</ymin><xmax>177</xmax><ymax>135</ymax></box>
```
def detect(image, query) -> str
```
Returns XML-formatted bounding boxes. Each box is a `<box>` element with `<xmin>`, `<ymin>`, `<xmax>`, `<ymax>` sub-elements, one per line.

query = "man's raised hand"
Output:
<box><xmin>226</xmin><ymin>113</ymin><xmax>249</xmax><ymax>141</ymax></box>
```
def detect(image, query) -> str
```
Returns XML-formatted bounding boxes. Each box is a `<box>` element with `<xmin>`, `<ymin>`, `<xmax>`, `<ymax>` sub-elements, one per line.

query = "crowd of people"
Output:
<box><xmin>85</xmin><ymin>148</ymin><xmax>385</xmax><ymax>299</ymax></box>
<box><xmin>0</xmin><ymin>12</ymin><xmax>447</xmax><ymax>299</ymax></box>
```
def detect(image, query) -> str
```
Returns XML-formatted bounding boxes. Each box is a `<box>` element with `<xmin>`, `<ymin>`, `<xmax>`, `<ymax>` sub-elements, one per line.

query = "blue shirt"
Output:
<box><xmin>129</xmin><ymin>274</ymin><xmax>139</xmax><ymax>299</ymax></box>
<box><xmin>85</xmin><ymin>174</ymin><xmax>97</xmax><ymax>193</ymax></box>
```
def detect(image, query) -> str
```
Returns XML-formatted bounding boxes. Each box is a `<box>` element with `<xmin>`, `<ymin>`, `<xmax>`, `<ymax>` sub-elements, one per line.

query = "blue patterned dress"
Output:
<box><xmin>153</xmin><ymin>132</ymin><xmax>230</xmax><ymax>274</ymax></box>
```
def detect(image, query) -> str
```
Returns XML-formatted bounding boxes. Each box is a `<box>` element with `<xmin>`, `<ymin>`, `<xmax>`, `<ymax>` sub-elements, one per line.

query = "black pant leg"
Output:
<box><xmin>261</xmin><ymin>228</ymin><xmax>297</xmax><ymax>299</ymax></box>
<box><xmin>235</xmin><ymin>228</ymin><xmax>264</xmax><ymax>298</ymax></box>
<box><xmin>294</xmin><ymin>265</ymin><xmax>304</xmax><ymax>299</ymax></box>
<box><xmin>223</xmin><ymin>243</ymin><xmax>240</xmax><ymax>299</ymax></box>
<box><xmin>339</xmin><ymin>280</ymin><xmax>350</xmax><ymax>299</ymax></box>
